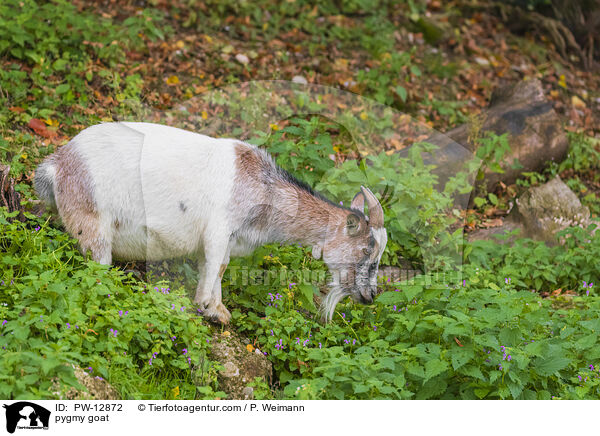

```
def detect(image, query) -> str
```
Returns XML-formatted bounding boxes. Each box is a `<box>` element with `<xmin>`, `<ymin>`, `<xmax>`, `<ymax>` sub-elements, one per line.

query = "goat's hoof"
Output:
<box><xmin>203</xmin><ymin>303</ymin><xmax>231</xmax><ymax>325</ymax></box>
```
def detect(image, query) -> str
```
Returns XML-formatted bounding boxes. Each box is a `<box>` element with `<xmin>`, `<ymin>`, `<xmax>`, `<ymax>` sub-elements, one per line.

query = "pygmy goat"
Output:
<box><xmin>35</xmin><ymin>122</ymin><xmax>387</xmax><ymax>323</ymax></box>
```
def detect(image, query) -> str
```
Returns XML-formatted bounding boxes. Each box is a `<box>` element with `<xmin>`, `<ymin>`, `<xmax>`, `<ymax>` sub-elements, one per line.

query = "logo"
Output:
<box><xmin>2</xmin><ymin>402</ymin><xmax>50</xmax><ymax>434</ymax></box>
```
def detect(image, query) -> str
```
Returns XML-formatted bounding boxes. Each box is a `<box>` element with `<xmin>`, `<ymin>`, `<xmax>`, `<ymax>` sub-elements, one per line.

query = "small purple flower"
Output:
<box><xmin>171</xmin><ymin>304</ymin><xmax>175</xmax><ymax>310</ymax></box>
<box><xmin>171</xmin><ymin>336</ymin><xmax>176</xmax><ymax>341</ymax></box>
<box><xmin>339</xmin><ymin>201</ymin><xmax>343</xmax><ymax>206</ymax></box>
<box><xmin>270</xmin><ymin>329</ymin><xmax>274</xmax><ymax>336</ymax></box>
<box><xmin>590</xmin><ymin>364</ymin><xmax>595</xmax><ymax>370</ymax></box>
<box><xmin>206</xmin><ymin>338</ymin><xmax>210</xmax><ymax>344</ymax></box>
<box><xmin>319</xmin><ymin>342</ymin><xmax>322</xmax><ymax>349</ymax></box>
<box><xmin>182</xmin><ymin>348</ymin><xmax>188</xmax><ymax>355</ymax></box>
<box><xmin>119</xmin><ymin>310</ymin><xmax>123</xmax><ymax>317</ymax></box>
<box><xmin>463</xmin><ymin>280</ymin><xmax>466</xmax><ymax>287</ymax></box>
<box><xmin>373</xmin><ymin>326</ymin><xmax>377</xmax><ymax>331</ymax></box>
<box><xmin>180</xmin><ymin>306</ymin><xmax>185</xmax><ymax>312</ymax></box>
<box><xmin>87</xmin><ymin>367</ymin><xmax>93</xmax><ymax>373</ymax></box>
<box><xmin>499</xmin><ymin>364</ymin><xmax>503</xmax><ymax>370</ymax></box>
<box><xmin>34</xmin><ymin>226</ymin><xmax>40</xmax><ymax>232</ymax></box>
<box><xmin>341</xmin><ymin>313</ymin><xmax>345</xmax><ymax>319</ymax></box>
<box><xmin>149</xmin><ymin>359</ymin><xmax>153</xmax><ymax>366</ymax></box>
<box><xmin>288</xmin><ymin>282</ymin><xmax>296</xmax><ymax>289</ymax></box>
<box><xmin>507</xmin><ymin>355</ymin><xmax>512</xmax><ymax>361</ymax></box>
<box><xmin>352</xmin><ymin>339</ymin><xmax>356</xmax><ymax>345</ymax></box>
<box><xmin>2</xmin><ymin>320</ymin><xmax>7</xmax><ymax>327</ymax></box>
<box><xmin>66</xmin><ymin>323</ymin><xmax>71</xmax><ymax>329</ymax></box>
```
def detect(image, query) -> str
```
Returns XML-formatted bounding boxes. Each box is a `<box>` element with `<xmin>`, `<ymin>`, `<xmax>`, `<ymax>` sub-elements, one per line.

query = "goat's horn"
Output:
<box><xmin>360</xmin><ymin>186</ymin><xmax>384</xmax><ymax>228</ymax></box>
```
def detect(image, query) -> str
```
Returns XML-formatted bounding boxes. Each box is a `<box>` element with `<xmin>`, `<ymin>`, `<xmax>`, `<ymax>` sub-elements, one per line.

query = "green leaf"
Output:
<box><xmin>534</xmin><ymin>357</ymin><xmax>571</xmax><ymax>376</ymax></box>
<box><xmin>396</xmin><ymin>86</ymin><xmax>407</xmax><ymax>102</ymax></box>
<box><xmin>473</xmin><ymin>197</ymin><xmax>486</xmax><ymax>208</ymax></box>
<box><xmin>424</xmin><ymin>358</ymin><xmax>448</xmax><ymax>382</ymax></box>
<box><xmin>55</xmin><ymin>83</ymin><xmax>70</xmax><ymax>94</ymax></box>
<box><xmin>574</xmin><ymin>334</ymin><xmax>597</xmax><ymax>351</ymax></box>
<box><xmin>499</xmin><ymin>327</ymin><xmax>521</xmax><ymax>347</ymax></box>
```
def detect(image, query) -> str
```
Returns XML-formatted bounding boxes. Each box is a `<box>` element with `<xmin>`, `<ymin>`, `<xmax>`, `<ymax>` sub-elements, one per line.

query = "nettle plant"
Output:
<box><xmin>0</xmin><ymin>209</ymin><xmax>220</xmax><ymax>399</ymax></box>
<box><xmin>225</xmin><ymin>228</ymin><xmax>600</xmax><ymax>399</ymax></box>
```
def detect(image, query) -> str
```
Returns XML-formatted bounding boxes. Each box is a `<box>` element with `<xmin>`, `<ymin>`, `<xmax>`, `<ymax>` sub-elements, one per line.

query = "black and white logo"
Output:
<box><xmin>2</xmin><ymin>402</ymin><xmax>50</xmax><ymax>434</ymax></box>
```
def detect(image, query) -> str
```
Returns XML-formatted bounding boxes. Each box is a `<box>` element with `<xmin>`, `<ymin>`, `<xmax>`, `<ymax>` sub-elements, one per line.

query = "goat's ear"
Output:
<box><xmin>312</xmin><ymin>244</ymin><xmax>322</xmax><ymax>260</ymax></box>
<box><xmin>346</xmin><ymin>213</ymin><xmax>361</xmax><ymax>236</ymax></box>
<box><xmin>350</xmin><ymin>191</ymin><xmax>365</xmax><ymax>213</ymax></box>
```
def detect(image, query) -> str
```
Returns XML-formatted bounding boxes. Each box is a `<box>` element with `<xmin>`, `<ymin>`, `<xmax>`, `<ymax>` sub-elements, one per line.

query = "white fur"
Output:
<box><xmin>72</xmin><ymin>122</ymin><xmax>237</xmax><ymax>261</ymax></box>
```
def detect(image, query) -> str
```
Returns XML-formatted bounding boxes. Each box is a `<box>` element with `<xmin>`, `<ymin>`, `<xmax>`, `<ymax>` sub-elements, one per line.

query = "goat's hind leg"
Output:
<box><xmin>64</xmin><ymin>209</ymin><xmax>112</xmax><ymax>265</ymax></box>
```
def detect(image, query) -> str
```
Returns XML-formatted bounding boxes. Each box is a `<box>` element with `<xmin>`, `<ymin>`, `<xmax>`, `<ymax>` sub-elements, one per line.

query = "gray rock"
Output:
<box><xmin>292</xmin><ymin>75</ymin><xmax>308</xmax><ymax>85</ymax></box>
<box><xmin>515</xmin><ymin>176</ymin><xmax>590</xmax><ymax>242</ymax></box>
<box><xmin>242</xmin><ymin>386</ymin><xmax>254</xmax><ymax>400</ymax></box>
<box><xmin>50</xmin><ymin>365</ymin><xmax>120</xmax><ymax>400</ymax></box>
<box><xmin>209</xmin><ymin>330</ymin><xmax>272</xmax><ymax>400</ymax></box>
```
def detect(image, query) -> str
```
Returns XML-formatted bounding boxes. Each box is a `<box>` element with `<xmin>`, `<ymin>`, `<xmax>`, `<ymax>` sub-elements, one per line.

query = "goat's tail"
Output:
<box><xmin>34</xmin><ymin>157</ymin><xmax>57</xmax><ymax>210</ymax></box>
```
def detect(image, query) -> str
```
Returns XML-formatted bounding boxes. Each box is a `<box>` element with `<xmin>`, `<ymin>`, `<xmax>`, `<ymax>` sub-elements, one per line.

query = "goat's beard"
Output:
<box><xmin>320</xmin><ymin>283</ymin><xmax>351</xmax><ymax>322</ymax></box>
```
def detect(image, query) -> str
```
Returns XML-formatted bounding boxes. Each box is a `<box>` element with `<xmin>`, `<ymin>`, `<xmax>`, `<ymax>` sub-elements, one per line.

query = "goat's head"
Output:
<box><xmin>313</xmin><ymin>186</ymin><xmax>387</xmax><ymax>321</ymax></box>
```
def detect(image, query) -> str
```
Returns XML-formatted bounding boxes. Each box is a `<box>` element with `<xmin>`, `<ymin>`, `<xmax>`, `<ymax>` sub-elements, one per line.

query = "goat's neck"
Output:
<box><xmin>267</xmin><ymin>182</ymin><xmax>345</xmax><ymax>246</ymax></box>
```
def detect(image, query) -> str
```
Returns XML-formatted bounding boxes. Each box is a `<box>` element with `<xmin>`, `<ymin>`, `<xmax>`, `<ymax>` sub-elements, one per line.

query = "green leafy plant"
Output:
<box><xmin>0</xmin><ymin>209</ymin><xmax>219</xmax><ymax>399</ymax></box>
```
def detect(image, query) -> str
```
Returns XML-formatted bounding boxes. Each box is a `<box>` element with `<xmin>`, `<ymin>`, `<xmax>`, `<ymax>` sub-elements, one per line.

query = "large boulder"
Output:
<box><xmin>209</xmin><ymin>330</ymin><xmax>272</xmax><ymax>400</ymax></box>
<box><xmin>514</xmin><ymin>175</ymin><xmax>591</xmax><ymax>241</ymax></box>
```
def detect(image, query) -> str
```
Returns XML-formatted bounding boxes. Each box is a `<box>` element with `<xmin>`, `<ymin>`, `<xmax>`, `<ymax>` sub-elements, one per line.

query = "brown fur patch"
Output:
<box><xmin>53</xmin><ymin>144</ymin><xmax>107</xmax><ymax>261</ymax></box>
<box><xmin>232</xmin><ymin>141</ymin><xmax>351</xmax><ymax>244</ymax></box>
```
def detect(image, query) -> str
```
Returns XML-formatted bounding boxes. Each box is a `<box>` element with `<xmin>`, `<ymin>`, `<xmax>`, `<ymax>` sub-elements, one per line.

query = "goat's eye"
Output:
<box><xmin>363</xmin><ymin>248</ymin><xmax>371</xmax><ymax>255</ymax></box>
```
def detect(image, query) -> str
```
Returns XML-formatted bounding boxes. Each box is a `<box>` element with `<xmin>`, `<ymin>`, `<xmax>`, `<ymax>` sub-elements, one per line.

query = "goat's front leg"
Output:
<box><xmin>194</xmin><ymin>234</ymin><xmax>231</xmax><ymax>324</ymax></box>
